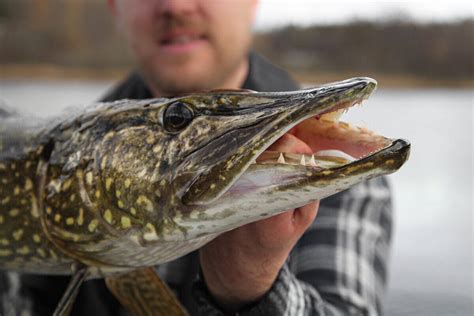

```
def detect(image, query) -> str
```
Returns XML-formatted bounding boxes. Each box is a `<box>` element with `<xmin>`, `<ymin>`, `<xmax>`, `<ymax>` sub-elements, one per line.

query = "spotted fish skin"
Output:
<box><xmin>0</xmin><ymin>99</ymin><xmax>198</xmax><ymax>275</ymax></box>
<box><xmin>0</xmin><ymin>78</ymin><xmax>409</xmax><ymax>278</ymax></box>
<box><xmin>0</xmin><ymin>111</ymin><xmax>73</xmax><ymax>272</ymax></box>
<box><xmin>0</xmin><ymin>98</ymin><xmax>232</xmax><ymax>275</ymax></box>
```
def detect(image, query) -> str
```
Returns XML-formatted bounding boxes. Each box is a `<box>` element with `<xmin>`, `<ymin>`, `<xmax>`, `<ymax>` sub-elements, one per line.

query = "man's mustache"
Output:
<box><xmin>155</xmin><ymin>15</ymin><xmax>208</xmax><ymax>39</ymax></box>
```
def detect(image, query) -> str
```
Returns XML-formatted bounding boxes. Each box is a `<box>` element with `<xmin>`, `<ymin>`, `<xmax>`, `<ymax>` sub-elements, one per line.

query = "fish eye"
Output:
<box><xmin>163</xmin><ymin>102</ymin><xmax>194</xmax><ymax>133</ymax></box>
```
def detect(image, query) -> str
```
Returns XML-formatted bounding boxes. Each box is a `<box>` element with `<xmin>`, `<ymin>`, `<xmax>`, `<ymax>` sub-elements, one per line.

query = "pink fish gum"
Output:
<box><xmin>289</xmin><ymin>117</ymin><xmax>392</xmax><ymax>160</ymax></box>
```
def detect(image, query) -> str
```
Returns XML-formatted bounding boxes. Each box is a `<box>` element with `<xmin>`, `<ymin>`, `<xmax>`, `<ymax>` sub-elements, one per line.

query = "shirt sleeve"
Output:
<box><xmin>192</xmin><ymin>176</ymin><xmax>393</xmax><ymax>316</ymax></box>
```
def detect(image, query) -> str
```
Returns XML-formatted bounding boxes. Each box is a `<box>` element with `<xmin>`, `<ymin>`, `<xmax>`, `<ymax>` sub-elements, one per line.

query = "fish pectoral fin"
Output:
<box><xmin>105</xmin><ymin>267</ymin><xmax>188</xmax><ymax>316</ymax></box>
<box><xmin>53</xmin><ymin>265</ymin><xmax>90</xmax><ymax>316</ymax></box>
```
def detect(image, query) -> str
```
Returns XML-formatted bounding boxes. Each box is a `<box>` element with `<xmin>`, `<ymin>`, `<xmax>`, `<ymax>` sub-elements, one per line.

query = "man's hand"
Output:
<box><xmin>199</xmin><ymin>133</ymin><xmax>319</xmax><ymax>312</ymax></box>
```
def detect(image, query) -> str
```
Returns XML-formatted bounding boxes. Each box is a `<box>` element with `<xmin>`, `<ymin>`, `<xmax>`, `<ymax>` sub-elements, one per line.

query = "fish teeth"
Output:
<box><xmin>320</xmin><ymin>108</ymin><xmax>345</xmax><ymax>122</ymax></box>
<box><xmin>278</xmin><ymin>153</ymin><xmax>286</xmax><ymax>164</ymax></box>
<box><xmin>308</xmin><ymin>155</ymin><xmax>317</xmax><ymax>167</ymax></box>
<box><xmin>300</xmin><ymin>155</ymin><xmax>306</xmax><ymax>166</ymax></box>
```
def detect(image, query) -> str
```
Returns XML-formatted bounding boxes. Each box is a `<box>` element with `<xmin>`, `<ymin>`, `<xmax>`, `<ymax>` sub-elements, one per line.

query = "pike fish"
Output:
<box><xmin>0</xmin><ymin>77</ymin><xmax>410</xmax><ymax>315</ymax></box>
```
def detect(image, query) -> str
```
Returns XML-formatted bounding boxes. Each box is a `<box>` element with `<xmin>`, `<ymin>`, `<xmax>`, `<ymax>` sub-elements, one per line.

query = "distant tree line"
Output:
<box><xmin>0</xmin><ymin>0</ymin><xmax>472</xmax><ymax>81</ymax></box>
<box><xmin>254</xmin><ymin>20</ymin><xmax>473</xmax><ymax>80</ymax></box>
<box><xmin>0</xmin><ymin>0</ymin><xmax>131</xmax><ymax>68</ymax></box>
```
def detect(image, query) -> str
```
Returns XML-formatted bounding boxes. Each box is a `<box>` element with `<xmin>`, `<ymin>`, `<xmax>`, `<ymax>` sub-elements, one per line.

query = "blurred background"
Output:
<box><xmin>0</xmin><ymin>0</ymin><xmax>472</xmax><ymax>315</ymax></box>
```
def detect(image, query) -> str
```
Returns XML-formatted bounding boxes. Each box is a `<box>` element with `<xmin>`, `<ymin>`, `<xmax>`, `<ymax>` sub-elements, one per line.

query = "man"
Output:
<box><xmin>1</xmin><ymin>0</ymin><xmax>392</xmax><ymax>315</ymax></box>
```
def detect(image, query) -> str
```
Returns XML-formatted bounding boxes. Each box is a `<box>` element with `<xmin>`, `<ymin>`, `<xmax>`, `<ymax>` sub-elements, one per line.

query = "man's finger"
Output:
<box><xmin>293</xmin><ymin>201</ymin><xmax>319</xmax><ymax>232</ymax></box>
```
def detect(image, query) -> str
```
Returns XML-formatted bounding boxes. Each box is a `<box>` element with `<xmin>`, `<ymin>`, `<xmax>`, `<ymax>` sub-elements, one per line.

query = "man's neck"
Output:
<box><xmin>149</xmin><ymin>58</ymin><xmax>250</xmax><ymax>97</ymax></box>
<box><xmin>216</xmin><ymin>57</ymin><xmax>249</xmax><ymax>90</ymax></box>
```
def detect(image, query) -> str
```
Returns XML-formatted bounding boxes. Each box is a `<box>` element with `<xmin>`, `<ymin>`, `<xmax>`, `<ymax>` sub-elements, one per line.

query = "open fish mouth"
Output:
<box><xmin>181</xmin><ymin>77</ymin><xmax>410</xmax><ymax>207</ymax></box>
<box><xmin>226</xmin><ymin>103</ymin><xmax>408</xmax><ymax>200</ymax></box>
<box><xmin>254</xmin><ymin>108</ymin><xmax>393</xmax><ymax>168</ymax></box>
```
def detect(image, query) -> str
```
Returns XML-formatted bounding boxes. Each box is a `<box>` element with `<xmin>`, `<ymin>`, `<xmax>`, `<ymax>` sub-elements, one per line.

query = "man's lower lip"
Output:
<box><xmin>159</xmin><ymin>38</ymin><xmax>207</xmax><ymax>54</ymax></box>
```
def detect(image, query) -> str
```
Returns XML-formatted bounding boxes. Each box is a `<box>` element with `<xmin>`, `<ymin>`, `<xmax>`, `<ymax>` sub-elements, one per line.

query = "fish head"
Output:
<box><xmin>95</xmin><ymin>77</ymin><xmax>408</xmax><ymax>246</ymax></box>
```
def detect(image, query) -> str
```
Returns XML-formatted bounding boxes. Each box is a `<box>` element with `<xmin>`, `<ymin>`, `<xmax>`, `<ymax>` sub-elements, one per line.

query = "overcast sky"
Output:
<box><xmin>255</xmin><ymin>0</ymin><xmax>474</xmax><ymax>29</ymax></box>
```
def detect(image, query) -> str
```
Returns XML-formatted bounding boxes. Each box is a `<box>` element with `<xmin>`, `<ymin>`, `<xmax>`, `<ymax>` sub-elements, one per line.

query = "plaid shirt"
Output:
<box><xmin>158</xmin><ymin>175</ymin><xmax>392</xmax><ymax>316</ymax></box>
<box><xmin>0</xmin><ymin>53</ymin><xmax>392</xmax><ymax>316</ymax></box>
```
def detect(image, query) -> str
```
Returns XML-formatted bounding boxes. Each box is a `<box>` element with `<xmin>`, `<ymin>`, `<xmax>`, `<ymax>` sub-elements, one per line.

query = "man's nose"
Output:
<box><xmin>158</xmin><ymin>0</ymin><xmax>199</xmax><ymax>16</ymax></box>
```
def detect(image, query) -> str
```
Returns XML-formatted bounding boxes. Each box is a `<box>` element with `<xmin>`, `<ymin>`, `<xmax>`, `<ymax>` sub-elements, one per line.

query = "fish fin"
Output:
<box><xmin>105</xmin><ymin>267</ymin><xmax>188</xmax><ymax>316</ymax></box>
<box><xmin>53</xmin><ymin>265</ymin><xmax>90</xmax><ymax>316</ymax></box>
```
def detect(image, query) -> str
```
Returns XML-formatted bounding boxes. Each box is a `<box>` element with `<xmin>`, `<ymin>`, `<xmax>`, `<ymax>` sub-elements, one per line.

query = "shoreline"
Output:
<box><xmin>1</xmin><ymin>64</ymin><xmax>473</xmax><ymax>89</ymax></box>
